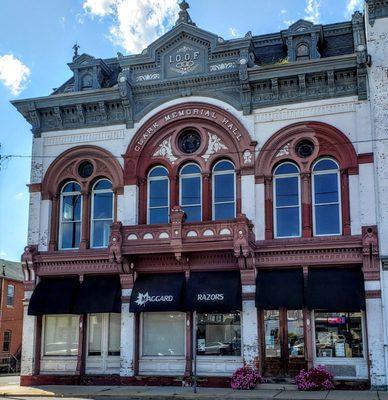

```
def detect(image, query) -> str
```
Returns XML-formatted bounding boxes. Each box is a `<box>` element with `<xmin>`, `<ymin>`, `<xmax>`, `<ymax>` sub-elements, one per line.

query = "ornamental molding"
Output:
<box><xmin>202</xmin><ymin>132</ymin><xmax>228</xmax><ymax>161</ymax></box>
<box><xmin>135</xmin><ymin>73</ymin><xmax>160</xmax><ymax>82</ymax></box>
<box><xmin>153</xmin><ymin>136</ymin><xmax>178</xmax><ymax>164</ymax></box>
<box><xmin>44</xmin><ymin>129</ymin><xmax>125</xmax><ymax>146</ymax></box>
<box><xmin>254</xmin><ymin>101</ymin><xmax>357</xmax><ymax>123</ymax></box>
<box><xmin>210</xmin><ymin>62</ymin><xmax>236</xmax><ymax>72</ymax></box>
<box><xmin>275</xmin><ymin>143</ymin><xmax>290</xmax><ymax>157</ymax></box>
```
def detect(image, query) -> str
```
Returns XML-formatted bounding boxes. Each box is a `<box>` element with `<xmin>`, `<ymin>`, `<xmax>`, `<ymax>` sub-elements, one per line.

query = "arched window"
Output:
<box><xmin>81</xmin><ymin>74</ymin><xmax>93</xmax><ymax>90</ymax></box>
<box><xmin>296</xmin><ymin>43</ymin><xmax>310</xmax><ymax>61</ymax></box>
<box><xmin>212</xmin><ymin>160</ymin><xmax>236</xmax><ymax>221</ymax></box>
<box><xmin>91</xmin><ymin>179</ymin><xmax>113</xmax><ymax>248</ymax></box>
<box><xmin>59</xmin><ymin>181</ymin><xmax>82</xmax><ymax>250</ymax></box>
<box><xmin>273</xmin><ymin>163</ymin><xmax>301</xmax><ymax>238</ymax></box>
<box><xmin>179</xmin><ymin>163</ymin><xmax>202</xmax><ymax>222</ymax></box>
<box><xmin>312</xmin><ymin>159</ymin><xmax>341</xmax><ymax>236</ymax></box>
<box><xmin>148</xmin><ymin>166</ymin><xmax>170</xmax><ymax>224</ymax></box>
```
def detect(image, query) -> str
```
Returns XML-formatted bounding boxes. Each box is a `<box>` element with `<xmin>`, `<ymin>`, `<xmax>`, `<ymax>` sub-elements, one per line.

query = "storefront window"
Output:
<box><xmin>315</xmin><ymin>312</ymin><xmax>363</xmax><ymax>358</ymax></box>
<box><xmin>287</xmin><ymin>310</ymin><xmax>305</xmax><ymax>357</ymax></box>
<box><xmin>197</xmin><ymin>313</ymin><xmax>241</xmax><ymax>356</ymax></box>
<box><xmin>108</xmin><ymin>313</ymin><xmax>121</xmax><ymax>356</ymax></box>
<box><xmin>44</xmin><ymin>315</ymin><xmax>79</xmax><ymax>356</ymax></box>
<box><xmin>264</xmin><ymin>310</ymin><xmax>280</xmax><ymax>357</ymax></box>
<box><xmin>88</xmin><ymin>314</ymin><xmax>102</xmax><ymax>356</ymax></box>
<box><xmin>142</xmin><ymin>312</ymin><xmax>185</xmax><ymax>357</ymax></box>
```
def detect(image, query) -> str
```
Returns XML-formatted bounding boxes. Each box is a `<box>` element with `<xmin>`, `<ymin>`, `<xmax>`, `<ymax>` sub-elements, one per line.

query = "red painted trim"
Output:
<box><xmin>358</xmin><ymin>153</ymin><xmax>374</xmax><ymax>164</ymax></box>
<box><xmin>365</xmin><ymin>290</ymin><xmax>381</xmax><ymax>299</ymax></box>
<box><xmin>28</xmin><ymin>183</ymin><xmax>42</xmax><ymax>193</ymax></box>
<box><xmin>34</xmin><ymin>316</ymin><xmax>42</xmax><ymax>375</ymax></box>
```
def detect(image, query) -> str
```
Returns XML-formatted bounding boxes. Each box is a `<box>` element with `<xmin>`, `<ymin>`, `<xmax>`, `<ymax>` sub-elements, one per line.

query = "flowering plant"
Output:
<box><xmin>294</xmin><ymin>365</ymin><xmax>334</xmax><ymax>391</ymax></box>
<box><xmin>230</xmin><ymin>366</ymin><xmax>263</xmax><ymax>390</ymax></box>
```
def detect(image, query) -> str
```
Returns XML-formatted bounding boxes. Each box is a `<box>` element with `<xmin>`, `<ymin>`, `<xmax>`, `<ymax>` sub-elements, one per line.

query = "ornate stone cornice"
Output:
<box><xmin>366</xmin><ymin>0</ymin><xmax>388</xmax><ymax>26</ymax></box>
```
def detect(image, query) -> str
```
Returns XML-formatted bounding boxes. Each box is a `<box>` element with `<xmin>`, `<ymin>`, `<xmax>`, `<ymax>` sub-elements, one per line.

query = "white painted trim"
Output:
<box><xmin>147</xmin><ymin>166</ymin><xmax>170</xmax><ymax>224</ymax></box>
<box><xmin>179</xmin><ymin>163</ymin><xmax>202</xmax><ymax>221</ymax></box>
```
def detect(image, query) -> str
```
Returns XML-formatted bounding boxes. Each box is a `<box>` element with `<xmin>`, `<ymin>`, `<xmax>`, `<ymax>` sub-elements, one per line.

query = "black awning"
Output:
<box><xmin>73</xmin><ymin>275</ymin><xmax>121</xmax><ymax>314</ymax></box>
<box><xmin>256</xmin><ymin>269</ymin><xmax>304</xmax><ymax>310</ymax></box>
<box><xmin>28</xmin><ymin>277</ymin><xmax>80</xmax><ymax>316</ymax></box>
<box><xmin>185</xmin><ymin>271</ymin><xmax>242</xmax><ymax>313</ymax></box>
<box><xmin>129</xmin><ymin>273</ymin><xmax>185</xmax><ymax>312</ymax></box>
<box><xmin>306</xmin><ymin>267</ymin><xmax>365</xmax><ymax>311</ymax></box>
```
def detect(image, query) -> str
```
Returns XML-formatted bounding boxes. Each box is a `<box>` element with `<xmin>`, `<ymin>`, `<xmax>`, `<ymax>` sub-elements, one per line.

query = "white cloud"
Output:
<box><xmin>304</xmin><ymin>0</ymin><xmax>321</xmax><ymax>24</ymax></box>
<box><xmin>14</xmin><ymin>192</ymin><xmax>25</xmax><ymax>201</ymax></box>
<box><xmin>82</xmin><ymin>0</ymin><xmax>179</xmax><ymax>54</ymax></box>
<box><xmin>0</xmin><ymin>250</ymin><xmax>7</xmax><ymax>258</ymax></box>
<box><xmin>0</xmin><ymin>54</ymin><xmax>31</xmax><ymax>95</ymax></box>
<box><xmin>229</xmin><ymin>27</ymin><xmax>239</xmax><ymax>38</ymax></box>
<box><xmin>345</xmin><ymin>0</ymin><xmax>363</xmax><ymax>17</ymax></box>
<box><xmin>281</xmin><ymin>9</ymin><xmax>287</xmax><ymax>15</ymax></box>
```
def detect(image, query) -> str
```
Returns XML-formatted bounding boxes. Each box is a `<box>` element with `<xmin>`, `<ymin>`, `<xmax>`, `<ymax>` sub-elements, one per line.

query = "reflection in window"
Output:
<box><xmin>7</xmin><ymin>284</ymin><xmax>14</xmax><ymax>307</ymax></box>
<box><xmin>212</xmin><ymin>160</ymin><xmax>236</xmax><ymax>221</ymax></box>
<box><xmin>288</xmin><ymin>310</ymin><xmax>305</xmax><ymax>357</ymax></box>
<box><xmin>313</xmin><ymin>159</ymin><xmax>341</xmax><ymax>236</ymax></box>
<box><xmin>315</xmin><ymin>312</ymin><xmax>363</xmax><ymax>358</ymax></box>
<box><xmin>148</xmin><ymin>166</ymin><xmax>170</xmax><ymax>224</ymax></box>
<box><xmin>197</xmin><ymin>313</ymin><xmax>241</xmax><ymax>356</ymax></box>
<box><xmin>142</xmin><ymin>312</ymin><xmax>185</xmax><ymax>356</ymax></box>
<box><xmin>264</xmin><ymin>310</ymin><xmax>280</xmax><ymax>357</ymax></box>
<box><xmin>274</xmin><ymin>163</ymin><xmax>301</xmax><ymax>238</ymax></box>
<box><xmin>44</xmin><ymin>315</ymin><xmax>79</xmax><ymax>356</ymax></box>
<box><xmin>108</xmin><ymin>313</ymin><xmax>121</xmax><ymax>356</ymax></box>
<box><xmin>91</xmin><ymin>179</ymin><xmax>113</xmax><ymax>248</ymax></box>
<box><xmin>179</xmin><ymin>163</ymin><xmax>202</xmax><ymax>222</ymax></box>
<box><xmin>60</xmin><ymin>182</ymin><xmax>82</xmax><ymax>249</ymax></box>
<box><xmin>88</xmin><ymin>314</ymin><xmax>102</xmax><ymax>356</ymax></box>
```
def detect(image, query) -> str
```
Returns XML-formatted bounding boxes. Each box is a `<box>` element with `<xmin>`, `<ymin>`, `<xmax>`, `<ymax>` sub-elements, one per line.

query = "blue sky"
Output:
<box><xmin>0</xmin><ymin>0</ymin><xmax>363</xmax><ymax>262</ymax></box>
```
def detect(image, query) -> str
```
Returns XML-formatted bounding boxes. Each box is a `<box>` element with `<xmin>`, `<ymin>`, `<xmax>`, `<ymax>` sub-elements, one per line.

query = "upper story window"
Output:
<box><xmin>296</xmin><ymin>43</ymin><xmax>310</xmax><ymax>61</ymax></box>
<box><xmin>59</xmin><ymin>182</ymin><xmax>82</xmax><ymax>250</ymax></box>
<box><xmin>148</xmin><ymin>166</ymin><xmax>170</xmax><ymax>225</ymax></box>
<box><xmin>91</xmin><ymin>179</ymin><xmax>113</xmax><ymax>248</ymax></box>
<box><xmin>179</xmin><ymin>163</ymin><xmax>202</xmax><ymax>222</ymax></box>
<box><xmin>312</xmin><ymin>158</ymin><xmax>341</xmax><ymax>236</ymax></box>
<box><xmin>212</xmin><ymin>160</ymin><xmax>236</xmax><ymax>221</ymax></box>
<box><xmin>273</xmin><ymin>162</ymin><xmax>301</xmax><ymax>238</ymax></box>
<box><xmin>7</xmin><ymin>284</ymin><xmax>14</xmax><ymax>307</ymax></box>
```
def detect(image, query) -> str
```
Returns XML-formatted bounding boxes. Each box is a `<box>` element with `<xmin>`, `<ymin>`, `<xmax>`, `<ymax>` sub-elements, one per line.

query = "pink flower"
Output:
<box><xmin>231</xmin><ymin>366</ymin><xmax>263</xmax><ymax>390</ymax></box>
<box><xmin>294</xmin><ymin>365</ymin><xmax>334</xmax><ymax>391</ymax></box>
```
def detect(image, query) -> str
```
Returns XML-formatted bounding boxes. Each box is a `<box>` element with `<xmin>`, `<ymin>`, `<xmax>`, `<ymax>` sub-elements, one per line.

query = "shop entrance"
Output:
<box><xmin>262</xmin><ymin>309</ymin><xmax>307</xmax><ymax>378</ymax></box>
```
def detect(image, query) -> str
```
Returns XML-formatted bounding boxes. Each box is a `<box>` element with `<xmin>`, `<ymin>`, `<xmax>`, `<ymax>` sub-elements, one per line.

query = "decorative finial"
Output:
<box><xmin>175</xmin><ymin>0</ymin><xmax>196</xmax><ymax>26</ymax></box>
<box><xmin>72</xmin><ymin>43</ymin><xmax>80</xmax><ymax>60</ymax></box>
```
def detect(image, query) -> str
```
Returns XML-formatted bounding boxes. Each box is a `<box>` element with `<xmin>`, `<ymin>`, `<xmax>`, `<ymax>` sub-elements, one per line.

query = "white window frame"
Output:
<box><xmin>179</xmin><ymin>163</ymin><xmax>202</xmax><ymax>222</ymax></box>
<box><xmin>312</xmin><ymin>158</ymin><xmax>342</xmax><ymax>237</ymax></box>
<box><xmin>147</xmin><ymin>166</ymin><xmax>170</xmax><ymax>224</ymax></box>
<box><xmin>59</xmin><ymin>181</ymin><xmax>82</xmax><ymax>250</ymax></box>
<box><xmin>6</xmin><ymin>284</ymin><xmax>14</xmax><ymax>307</ymax></box>
<box><xmin>212</xmin><ymin>160</ymin><xmax>236</xmax><ymax>221</ymax></box>
<box><xmin>90</xmin><ymin>179</ymin><xmax>114</xmax><ymax>249</ymax></box>
<box><xmin>140</xmin><ymin>312</ymin><xmax>186</xmax><ymax>358</ymax></box>
<box><xmin>273</xmin><ymin>163</ymin><xmax>302</xmax><ymax>239</ymax></box>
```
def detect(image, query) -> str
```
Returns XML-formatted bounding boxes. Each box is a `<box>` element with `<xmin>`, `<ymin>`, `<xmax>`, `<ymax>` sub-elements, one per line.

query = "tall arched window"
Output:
<box><xmin>212</xmin><ymin>160</ymin><xmax>236</xmax><ymax>221</ymax></box>
<box><xmin>312</xmin><ymin>158</ymin><xmax>341</xmax><ymax>236</ymax></box>
<box><xmin>59</xmin><ymin>181</ymin><xmax>82</xmax><ymax>250</ymax></box>
<box><xmin>91</xmin><ymin>179</ymin><xmax>113</xmax><ymax>248</ymax></box>
<box><xmin>179</xmin><ymin>163</ymin><xmax>202</xmax><ymax>222</ymax></box>
<box><xmin>148</xmin><ymin>166</ymin><xmax>170</xmax><ymax>224</ymax></box>
<box><xmin>273</xmin><ymin>163</ymin><xmax>301</xmax><ymax>238</ymax></box>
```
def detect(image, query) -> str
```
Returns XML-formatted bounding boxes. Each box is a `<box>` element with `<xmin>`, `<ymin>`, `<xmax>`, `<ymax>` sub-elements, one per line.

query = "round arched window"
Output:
<box><xmin>178</xmin><ymin>130</ymin><xmax>201</xmax><ymax>154</ymax></box>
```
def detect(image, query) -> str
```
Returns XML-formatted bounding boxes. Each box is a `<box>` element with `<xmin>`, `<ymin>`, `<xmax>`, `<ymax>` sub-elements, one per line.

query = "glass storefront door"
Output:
<box><xmin>263</xmin><ymin>309</ymin><xmax>307</xmax><ymax>377</ymax></box>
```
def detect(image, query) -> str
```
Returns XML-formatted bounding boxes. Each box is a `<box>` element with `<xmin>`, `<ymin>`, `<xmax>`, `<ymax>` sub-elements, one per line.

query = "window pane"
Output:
<box><xmin>182</xmin><ymin>205</ymin><xmax>201</xmax><ymax>222</ymax></box>
<box><xmin>149</xmin><ymin>167</ymin><xmax>168</xmax><ymax>178</ymax></box>
<box><xmin>92</xmin><ymin>219</ymin><xmax>112</xmax><ymax>247</ymax></box>
<box><xmin>61</xmin><ymin>221</ymin><xmax>81</xmax><ymax>249</ymax></box>
<box><xmin>149</xmin><ymin>208</ymin><xmax>169</xmax><ymax>224</ymax></box>
<box><xmin>93</xmin><ymin>192</ymin><xmax>113</xmax><ymax>219</ymax></box>
<box><xmin>276</xmin><ymin>207</ymin><xmax>300</xmax><ymax>237</ymax></box>
<box><xmin>7</xmin><ymin>285</ymin><xmax>14</xmax><ymax>307</ymax></box>
<box><xmin>142</xmin><ymin>313</ymin><xmax>185</xmax><ymax>356</ymax></box>
<box><xmin>44</xmin><ymin>315</ymin><xmax>79</xmax><ymax>356</ymax></box>
<box><xmin>214</xmin><ymin>174</ymin><xmax>234</xmax><ymax>203</ymax></box>
<box><xmin>197</xmin><ymin>313</ymin><xmax>241</xmax><ymax>356</ymax></box>
<box><xmin>274</xmin><ymin>163</ymin><xmax>299</xmax><ymax>175</ymax></box>
<box><xmin>264</xmin><ymin>310</ymin><xmax>281</xmax><ymax>357</ymax></box>
<box><xmin>3</xmin><ymin>331</ymin><xmax>11</xmax><ymax>352</ymax></box>
<box><xmin>88</xmin><ymin>314</ymin><xmax>102</xmax><ymax>356</ymax></box>
<box><xmin>315</xmin><ymin>204</ymin><xmax>340</xmax><ymax>235</ymax></box>
<box><xmin>181</xmin><ymin>177</ymin><xmax>200</xmax><ymax>206</ymax></box>
<box><xmin>315</xmin><ymin>312</ymin><xmax>363</xmax><ymax>358</ymax></box>
<box><xmin>63</xmin><ymin>182</ymin><xmax>81</xmax><ymax>193</ymax></box>
<box><xmin>214</xmin><ymin>203</ymin><xmax>235</xmax><ymax>220</ymax></box>
<box><xmin>314</xmin><ymin>159</ymin><xmax>338</xmax><ymax>171</ymax></box>
<box><xmin>288</xmin><ymin>310</ymin><xmax>305</xmax><ymax>357</ymax></box>
<box><xmin>94</xmin><ymin>180</ymin><xmax>112</xmax><ymax>190</ymax></box>
<box><xmin>149</xmin><ymin>179</ymin><xmax>169</xmax><ymax>207</ymax></box>
<box><xmin>314</xmin><ymin>173</ymin><xmax>339</xmax><ymax>204</ymax></box>
<box><xmin>214</xmin><ymin>161</ymin><xmax>234</xmax><ymax>172</ymax></box>
<box><xmin>181</xmin><ymin>164</ymin><xmax>201</xmax><ymax>175</ymax></box>
<box><xmin>108</xmin><ymin>313</ymin><xmax>121</xmax><ymax>356</ymax></box>
<box><xmin>275</xmin><ymin>177</ymin><xmax>299</xmax><ymax>207</ymax></box>
<box><xmin>62</xmin><ymin>195</ymin><xmax>82</xmax><ymax>221</ymax></box>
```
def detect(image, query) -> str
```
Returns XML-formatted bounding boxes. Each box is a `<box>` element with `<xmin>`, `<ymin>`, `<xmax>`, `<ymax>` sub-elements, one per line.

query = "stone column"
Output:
<box><xmin>240</xmin><ymin>270</ymin><xmax>259</xmax><ymax>368</ymax></box>
<box><xmin>20</xmin><ymin>290</ymin><xmax>37</xmax><ymax>378</ymax></box>
<box><xmin>120</xmin><ymin>275</ymin><xmax>135</xmax><ymax>377</ymax></box>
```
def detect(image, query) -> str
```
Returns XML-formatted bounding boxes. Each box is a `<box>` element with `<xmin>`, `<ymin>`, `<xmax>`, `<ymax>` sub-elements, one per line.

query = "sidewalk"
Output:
<box><xmin>0</xmin><ymin>383</ymin><xmax>387</xmax><ymax>400</ymax></box>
